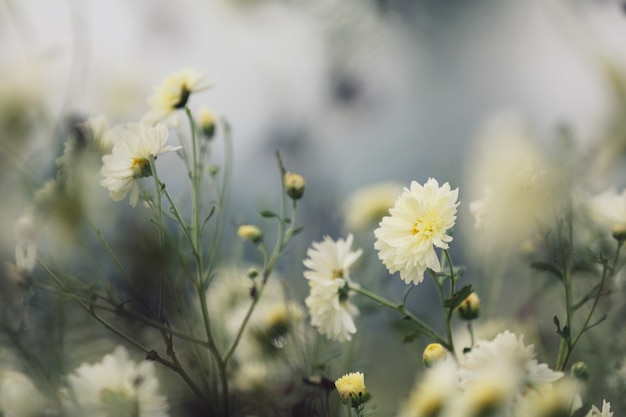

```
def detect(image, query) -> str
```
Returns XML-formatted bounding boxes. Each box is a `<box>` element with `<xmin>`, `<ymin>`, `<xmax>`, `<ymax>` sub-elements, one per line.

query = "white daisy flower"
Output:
<box><xmin>303</xmin><ymin>234</ymin><xmax>363</xmax><ymax>342</ymax></box>
<box><xmin>374</xmin><ymin>178</ymin><xmax>459</xmax><ymax>285</ymax></box>
<box><xmin>64</xmin><ymin>346</ymin><xmax>169</xmax><ymax>417</ymax></box>
<box><xmin>586</xmin><ymin>400</ymin><xmax>613</xmax><ymax>417</ymax></box>
<box><xmin>100</xmin><ymin>122</ymin><xmax>180</xmax><ymax>207</ymax></box>
<box><xmin>590</xmin><ymin>187</ymin><xmax>626</xmax><ymax>234</ymax></box>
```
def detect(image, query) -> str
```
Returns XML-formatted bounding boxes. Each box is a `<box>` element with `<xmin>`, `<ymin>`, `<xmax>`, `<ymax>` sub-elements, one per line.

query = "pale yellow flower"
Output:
<box><xmin>146</xmin><ymin>68</ymin><xmax>209</xmax><ymax>125</ymax></box>
<box><xmin>335</xmin><ymin>372</ymin><xmax>370</xmax><ymax>406</ymax></box>
<box><xmin>374</xmin><ymin>178</ymin><xmax>459</xmax><ymax>285</ymax></box>
<box><xmin>100</xmin><ymin>122</ymin><xmax>180</xmax><ymax>207</ymax></box>
<box><xmin>342</xmin><ymin>182</ymin><xmax>403</xmax><ymax>232</ymax></box>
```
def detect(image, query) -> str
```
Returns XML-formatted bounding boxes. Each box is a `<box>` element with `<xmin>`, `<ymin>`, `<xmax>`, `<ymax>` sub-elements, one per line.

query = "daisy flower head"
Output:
<box><xmin>374</xmin><ymin>178</ymin><xmax>459</xmax><ymax>285</ymax></box>
<box><xmin>100</xmin><ymin>122</ymin><xmax>181</xmax><ymax>207</ymax></box>
<box><xmin>303</xmin><ymin>234</ymin><xmax>363</xmax><ymax>342</ymax></box>
<box><xmin>64</xmin><ymin>346</ymin><xmax>169</xmax><ymax>417</ymax></box>
<box><xmin>146</xmin><ymin>68</ymin><xmax>209</xmax><ymax>126</ymax></box>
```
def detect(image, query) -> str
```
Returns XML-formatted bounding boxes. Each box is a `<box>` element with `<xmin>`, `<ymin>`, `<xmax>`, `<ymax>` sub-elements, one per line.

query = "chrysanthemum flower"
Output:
<box><xmin>590</xmin><ymin>187</ymin><xmax>626</xmax><ymax>237</ymax></box>
<box><xmin>100</xmin><ymin>122</ymin><xmax>180</xmax><ymax>207</ymax></box>
<box><xmin>374</xmin><ymin>178</ymin><xmax>459</xmax><ymax>285</ymax></box>
<box><xmin>146</xmin><ymin>68</ymin><xmax>209</xmax><ymax>125</ymax></box>
<box><xmin>0</xmin><ymin>371</ymin><xmax>46</xmax><ymax>417</ymax></box>
<box><xmin>586</xmin><ymin>400</ymin><xmax>613</xmax><ymax>417</ymax></box>
<box><xmin>303</xmin><ymin>234</ymin><xmax>362</xmax><ymax>342</ymax></box>
<box><xmin>458</xmin><ymin>330</ymin><xmax>563</xmax><ymax>390</ymax></box>
<box><xmin>64</xmin><ymin>346</ymin><xmax>169</xmax><ymax>417</ymax></box>
<box><xmin>397</xmin><ymin>359</ymin><xmax>459</xmax><ymax>417</ymax></box>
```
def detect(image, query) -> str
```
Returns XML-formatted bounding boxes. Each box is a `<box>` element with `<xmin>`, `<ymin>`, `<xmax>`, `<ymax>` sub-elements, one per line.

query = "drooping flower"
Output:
<box><xmin>303</xmin><ymin>234</ymin><xmax>362</xmax><ymax>342</ymax></box>
<box><xmin>100</xmin><ymin>122</ymin><xmax>180</xmax><ymax>207</ymax></box>
<box><xmin>146</xmin><ymin>68</ymin><xmax>208</xmax><ymax>125</ymax></box>
<box><xmin>374</xmin><ymin>178</ymin><xmax>459</xmax><ymax>285</ymax></box>
<box><xmin>64</xmin><ymin>346</ymin><xmax>169</xmax><ymax>417</ymax></box>
<box><xmin>342</xmin><ymin>182</ymin><xmax>403</xmax><ymax>232</ymax></box>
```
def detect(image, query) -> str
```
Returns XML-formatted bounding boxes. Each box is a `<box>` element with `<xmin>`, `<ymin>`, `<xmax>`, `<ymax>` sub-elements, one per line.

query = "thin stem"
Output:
<box><xmin>349</xmin><ymin>285</ymin><xmax>449</xmax><ymax>349</ymax></box>
<box><xmin>443</xmin><ymin>249</ymin><xmax>456</xmax><ymax>356</ymax></box>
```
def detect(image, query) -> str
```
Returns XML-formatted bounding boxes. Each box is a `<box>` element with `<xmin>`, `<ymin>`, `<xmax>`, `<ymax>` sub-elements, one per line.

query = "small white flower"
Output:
<box><xmin>64</xmin><ymin>346</ymin><xmax>169</xmax><ymax>417</ymax></box>
<box><xmin>374</xmin><ymin>178</ymin><xmax>459</xmax><ymax>285</ymax></box>
<box><xmin>100</xmin><ymin>122</ymin><xmax>180</xmax><ymax>207</ymax></box>
<box><xmin>303</xmin><ymin>235</ymin><xmax>363</xmax><ymax>342</ymax></box>
<box><xmin>590</xmin><ymin>187</ymin><xmax>626</xmax><ymax>231</ymax></box>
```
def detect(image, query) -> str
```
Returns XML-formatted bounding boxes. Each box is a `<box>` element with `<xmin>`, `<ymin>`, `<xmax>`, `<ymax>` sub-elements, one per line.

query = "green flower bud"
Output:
<box><xmin>570</xmin><ymin>361</ymin><xmax>590</xmax><ymax>381</ymax></box>
<box><xmin>284</xmin><ymin>172</ymin><xmax>306</xmax><ymax>200</ymax></box>
<box><xmin>457</xmin><ymin>292</ymin><xmax>481</xmax><ymax>321</ymax></box>
<box><xmin>238</xmin><ymin>225</ymin><xmax>263</xmax><ymax>243</ymax></box>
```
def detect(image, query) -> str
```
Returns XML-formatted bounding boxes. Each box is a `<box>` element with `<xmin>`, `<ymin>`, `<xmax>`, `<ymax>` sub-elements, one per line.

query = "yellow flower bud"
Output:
<box><xmin>237</xmin><ymin>225</ymin><xmax>263</xmax><ymax>243</ymax></box>
<box><xmin>423</xmin><ymin>343</ymin><xmax>447</xmax><ymax>367</ymax></box>
<box><xmin>612</xmin><ymin>224</ymin><xmax>626</xmax><ymax>242</ymax></box>
<box><xmin>284</xmin><ymin>172</ymin><xmax>306</xmax><ymax>200</ymax></box>
<box><xmin>198</xmin><ymin>106</ymin><xmax>216</xmax><ymax>139</ymax></box>
<box><xmin>335</xmin><ymin>372</ymin><xmax>371</xmax><ymax>408</ymax></box>
<box><xmin>457</xmin><ymin>292</ymin><xmax>481</xmax><ymax>321</ymax></box>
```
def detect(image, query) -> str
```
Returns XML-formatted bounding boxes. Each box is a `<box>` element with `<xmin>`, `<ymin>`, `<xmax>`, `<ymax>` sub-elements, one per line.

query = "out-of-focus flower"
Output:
<box><xmin>396</xmin><ymin>359</ymin><xmax>459</xmax><ymax>417</ymax></box>
<box><xmin>589</xmin><ymin>187</ymin><xmax>626</xmax><ymax>239</ymax></box>
<box><xmin>146</xmin><ymin>69</ymin><xmax>209</xmax><ymax>126</ymax></box>
<box><xmin>374</xmin><ymin>178</ymin><xmax>459</xmax><ymax>285</ymax></box>
<box><xmin>466</xmin><ymin>112</ymin><xmax>565</xmax><ymax>252</ymax></box>
<box><xmin>13</xmin><ymin>212</ymin><xmax>39</xmax><ymax>273</ymax></box>
<box><xmin>237</xmin><ymin>225</ymin><xmax>263</xmax><ymax>243</ymax></box>
<box><xmin>0</xmin><ymin>371</ymin><xmax>46</xmax><ymax>417</ymax></box>
<box><xmin>335</xmin><ymin>372</ymin><xmax>371</xmax><ymax>407</ymax></box>
<box><xmin>586</xmin><ymin>400</ymin><xmax>613</xmax><ymax>417</ymax></box>
<box><xmin>284</xmin><ymin>172</ymin><xmax>306</xmax><ymax>200</ymax></box>
<box><xmin>303</xmin><ymin>234</ymin><xmax>362</xmax><ymax>342</ymax></box>
<box><xmin>342</xmin><ymin>182</ymin><xmax>403</xmax><ymax>232</ymax></box>
<box><xmin>197</xmin><ymin>106</ymin><xmax>216</xmax><ymax>139</ymax></box>
<box><xmin>64</xmin><ymin>345</ymin><xmax>169</xmax><ymax>417</ymax></box>
<box><xmin>513</xmin><ymin>377</ymin><xmax>581</xmax><ymax>417</ymax></box>
<box><xmin>456</xmin><ymin>292</ymin><xmax>481</xmax><ymax>321</ymax></box>
<box><xmin>85</xmin><ymin>115</ymin><xmax>114</xmax><ymax>154</ymax></box>
<box><xmin>100</xmin><ymin>122</ymin><xmax>180</xmax><ymax>207</ymax></box>
<box><xmin>458</xmin><ymin>330</ymin><xmax>563</xmax><ymax>391</ymax></box>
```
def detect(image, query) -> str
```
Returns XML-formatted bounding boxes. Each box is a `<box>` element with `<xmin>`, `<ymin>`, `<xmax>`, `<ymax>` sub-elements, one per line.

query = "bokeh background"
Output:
<box><xmin>2</xmin><ymin>0</ymin><xmax>626</xmax><ymax>415</ymax></box>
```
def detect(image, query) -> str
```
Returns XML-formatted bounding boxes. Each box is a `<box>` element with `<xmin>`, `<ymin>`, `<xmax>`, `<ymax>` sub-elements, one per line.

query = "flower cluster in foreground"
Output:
<box><xmin>374</xmin><ymin>178</ymin><xmax>459</xmax><ymax>285</ymax></box>
<box><xmin>63</xmin><ymin>346</ymin><xmax>169</xmax><ymax>417</ymax></box>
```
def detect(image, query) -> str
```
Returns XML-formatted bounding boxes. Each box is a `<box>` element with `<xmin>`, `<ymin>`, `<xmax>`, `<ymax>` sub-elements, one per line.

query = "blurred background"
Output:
<box><xmin>2</xmin><ymin>0</ymin><xmax>626</xmax><ymax>414</ymax></box>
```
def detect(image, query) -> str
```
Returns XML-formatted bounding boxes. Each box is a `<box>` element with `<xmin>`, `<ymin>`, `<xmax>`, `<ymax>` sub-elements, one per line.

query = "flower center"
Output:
<box><xmin>412</xmin><ymin>212</ymin><xmax>440</xmax><ymax>239</ymax></box>
<box><xmin>100</xmin><ymin>388</ymin><xmax>139</xmax><ymax>417</ymax></box>
<box><xmin>131</xmin><ymin>157</ymin><xmax>152</xmax><ymax>178</ymax></box>
<box><xmin>332</xmin><ymin>269</ymin><xmax>345</xmax><ymax>280</ymax></box>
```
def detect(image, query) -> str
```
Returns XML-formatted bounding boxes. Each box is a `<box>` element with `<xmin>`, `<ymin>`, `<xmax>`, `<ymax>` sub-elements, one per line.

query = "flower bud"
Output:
<box><xmin>570</xmin><ymin>361</ymin><xmax>590</xmax><ymax>381</ymax></box>
<box><xmin>423</xmin><ymin>343</ymin><xmax>447</xmax><ymax>368</ymax></box>
<box><xmin>238</xmin><ymin>225</ymin><xmax>263</xmax><ymax>243</ymax></box>
<box><xmin>457</xmin><ymin>292</ymin><xmax>481</xmax><ymax>321</ymax></box>
<box><xmin>247</xmin><ymin>268</ymin><xmax>259</xmax><ymax>279</ymax></box>
<box><xmin>198</xmin><ymin>106</ymin><xmax>216</xmax><ymax>139</ymax></box>
<box><xmin>335</xmin><ymin>372</ymin><xmax>371</xmax><ymax>408</ymax></box>
<box><xmin>284</xmin><ymin>172</ymin><xmax>305</xmax><ymax>200</ymax></box>
<box><xmin>612</xmin><ymin>225</ymin><xmax>626</xmax><ymax>242</ymax></box>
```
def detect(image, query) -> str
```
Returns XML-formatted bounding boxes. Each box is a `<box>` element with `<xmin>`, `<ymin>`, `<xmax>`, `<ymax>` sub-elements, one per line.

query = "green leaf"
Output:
<box><xmin>531</xmin><ymin>261</ymin><xmax>563</xmax><ymax>280</ymax></box>
<box><xmin>291</xmin><ymin>225</ymin><xmax>305</xmax><ymax>236</ymax></box>
<box><xmin>583</xmin><ymin>313</ymin><xmax>608</xmax><ymax>332</ymax></box>
<box><xmin>442</xmin><ymin>285</ymin><xmax>473</xmax><ymax>310</ymax></box>
<box><xmin>259</xmin><ymin>210</ymin><xmax>279</xmax><ymax>218</ymax></box>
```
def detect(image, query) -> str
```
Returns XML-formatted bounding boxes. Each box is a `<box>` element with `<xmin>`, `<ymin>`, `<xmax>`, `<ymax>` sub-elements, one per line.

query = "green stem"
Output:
<box><xmin>443</xmin><ymin>249</ymin><xmax>457</xmax><ymax>357</ymax></box>
<box><xmin>349</xmin><ymin>285</ymin><xmax>449</xmax><ymax>349</ymax></box>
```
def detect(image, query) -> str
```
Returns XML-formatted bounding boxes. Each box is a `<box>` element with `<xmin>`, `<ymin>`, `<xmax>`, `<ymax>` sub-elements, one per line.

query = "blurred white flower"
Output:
<box><xmin>458</xmin><ymin>330</ymin><xmax>563</xmax><ymax>391</ymax></box>
<box><xmin>303</xmin><ymin>234</ymin><xmax>362</xmax><ymax>342</ymax></box>
<box><xmin>374</xmin><ymin>178</ymin><xmax>459</xmax><ymax>285</ymax></box>
<box><xmin>586</xmin><ymin>400</ymin><xmax>613</xmax><ymax>417</ymax></box>
<box><xmin>13</xmin><ymin>212</ymin><xmax>39</xmax><ymax>272</ymax></box>
<box><xmin>64</xmin><ymin>345</ymin><xmax>169</xmax><ymax>417</ymax></box>
<box><xmin>0</xmin><ymin>371</ymin><xmax>46</xmax><ymax>417</ymax></box>
<box><xmin>85</xmin><ymin>115</ymin><xmax>114</xmax><ymax>154</ymax></box>
<box><xmin>590</xmin><ymin>187</ymin><xmax>626</xmax><ymax>233</ymax></box>
<box><xmin>466</xmin><ymin>112</ymin><xmax>565</xmax><ymax>251</ymax></box>
<box><xmin>100</xmin><ymin>122</ymin><xmax>180</xmax><ymax>206</ymax></box>
<box><xmin>146</xmin><ymin>68</ymin><xmax>209</xmax><ymax>126</ymax></box>
<box><xmin>342</xmin><ymin>182</ymin><xmax>403</xmax><ymax>232</ymax></box>
<box><xmin>513</xmin><ymin>377</ymin><xmax>581</xmax><ymax>417</ymax></box>
<box><xmin>396</xmin><ymin>359</ymin><xmax>459</xmax><ymax>417</ymax></box>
